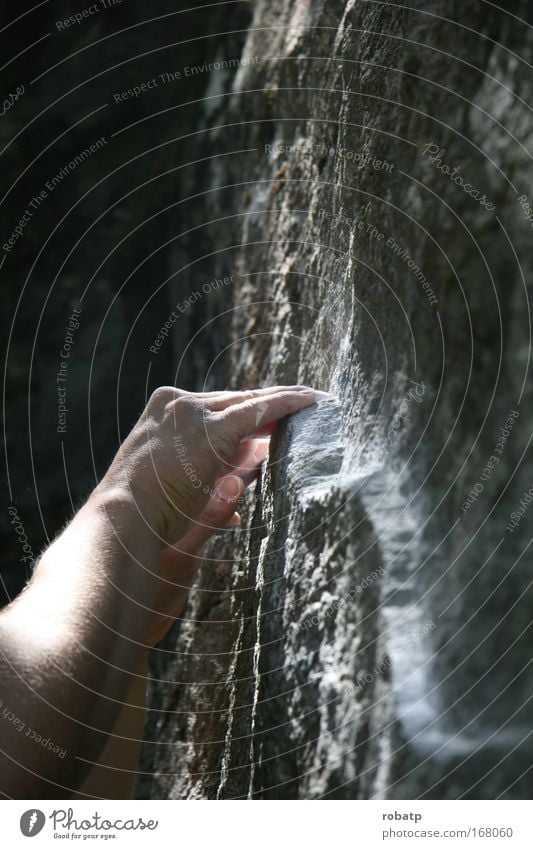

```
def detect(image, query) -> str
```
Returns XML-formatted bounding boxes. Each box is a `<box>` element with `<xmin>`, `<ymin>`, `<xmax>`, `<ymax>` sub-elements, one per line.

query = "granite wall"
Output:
<box><xmin>140</xmin><ymin>0</ymin><xmax>533</xmax><ymax>800</ymax></box>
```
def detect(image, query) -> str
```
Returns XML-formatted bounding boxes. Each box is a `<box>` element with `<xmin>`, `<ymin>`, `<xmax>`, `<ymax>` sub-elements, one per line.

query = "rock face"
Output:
<box><xmin>2</xmin><ymin>0</ymin><xmax>529</xmax><ymax>801</ymax></box>
<box><xmin>137</xmin><ymin>0</ymin><xmax>533</xmax><ymax>799</ymax></box>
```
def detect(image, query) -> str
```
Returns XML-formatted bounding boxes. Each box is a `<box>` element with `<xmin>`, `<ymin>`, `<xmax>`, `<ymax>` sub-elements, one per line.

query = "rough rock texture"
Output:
<box><xmin>2</xmin><ymin>0</ymin><xmax>530</xmax><ymax>802</ymax></box>
<box><xmin>138</xmin><ymin>0</ymin><xmax>533</xmax><ymax>799</ymax></box>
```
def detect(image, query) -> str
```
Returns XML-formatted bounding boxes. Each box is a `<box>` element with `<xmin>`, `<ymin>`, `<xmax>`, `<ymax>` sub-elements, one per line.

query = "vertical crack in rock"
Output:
<box><xmin>232</xmin><ymin>399</ymin><xmax>396</xmax><ymax>798</ymax></box>
<box><xmin>246</xmin><ymin>534</ymin><xmax>269</xmax><ymax>797</ymax></box>
<box><xmin>215</xmin><ymin>467</ymin><xmax>269</xmax><ymax>798</ymax></box>
<box><xmin>216</xmin><ymin>612</ymin><xmax>246</xmax><ymax>798</ymax></box>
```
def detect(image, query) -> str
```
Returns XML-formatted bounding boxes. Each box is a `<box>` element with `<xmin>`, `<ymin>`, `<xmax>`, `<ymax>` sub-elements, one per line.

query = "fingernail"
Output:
<box><xmin>252</xmin><ymin>441</ymin><xmax>270</xmax><ymax>461</ymax></box>
<box><xmin>216</xmin><ymin>475</ymin><xmax>243</xmax><ymax>500</ymax></box>
<box><xmin>298</xmin><ymin>389</ymin><xmax>335</xmax><ymax>401</ymax></box>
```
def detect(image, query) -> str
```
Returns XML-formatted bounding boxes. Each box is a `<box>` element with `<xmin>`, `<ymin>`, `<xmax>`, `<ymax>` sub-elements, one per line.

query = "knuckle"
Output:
<box><xmin>275</xmin><ymin>391</ymin><xmax>299</xmax><ymax>411</ymax></box>
<box><xmin>170</xmin><ymin>395</ymin><xmax>208</xmax><ymax>425</ymax></box>
<box><xmin>201</xmin><ymin>503</ymin><xmax>219</xmax><ymax>524</ymax></box>
<box><xmin>148</xmin><ymin>386</ymin><xmax>181</xmax><ymax>409</ymax></box>
<box><xmin>209</xmin><ymin>412</ymin><xmax>240</xmax><ymax>455</ymax></box>
<box><xmin>230</xmin><ymin>398</ymin><xmax>258</xmax><ymax>421</ymax></box>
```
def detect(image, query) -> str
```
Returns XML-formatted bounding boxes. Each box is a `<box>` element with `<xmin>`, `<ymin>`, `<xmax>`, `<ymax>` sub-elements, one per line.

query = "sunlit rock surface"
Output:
<box><xmin>138</xmin><ymin>0</ymin><xmax>533</xmax><ymax>799</ymax></box>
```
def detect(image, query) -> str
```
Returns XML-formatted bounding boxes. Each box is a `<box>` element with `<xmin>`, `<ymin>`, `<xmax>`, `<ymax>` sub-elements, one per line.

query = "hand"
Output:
<box><xmin>93</xmin><ymin>385</ymin><xmax>320</xmax><ymax>545</ymax></box>
<box><xmin>145</xmin><ymin>437</ymin><xmax>270</xmax><ymax>647</ymax></box>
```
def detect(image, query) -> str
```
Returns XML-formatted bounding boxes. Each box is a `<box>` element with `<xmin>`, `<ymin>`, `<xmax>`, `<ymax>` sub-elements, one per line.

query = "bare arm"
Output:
<box><xmin>0</xmin><ymin>491</ymin><xmax>160</xmax><ymax>797</ymax></box>
<box><xmin>75</xmin><ymin>471</ymin><xmax>252</xmax><ymax>800</ymax></box>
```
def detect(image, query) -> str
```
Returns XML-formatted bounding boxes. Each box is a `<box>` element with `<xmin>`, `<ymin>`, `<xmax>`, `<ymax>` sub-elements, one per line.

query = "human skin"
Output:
<box><xmin>0</xmin><ymin>385</ymin><xmax>324</xmax><ymax>798</ymax></box>
<box><xmin>75</xmin><ymin>437</ymin><xmax>269</xmax><ymax>800</ymax></box>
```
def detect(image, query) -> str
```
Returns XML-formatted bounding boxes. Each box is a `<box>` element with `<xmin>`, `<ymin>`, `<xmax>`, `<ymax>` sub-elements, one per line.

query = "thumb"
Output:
<box><xmin>173</xmin><ymin>474</ymin><xmax>244</xmax><ymax>555</ymax></box>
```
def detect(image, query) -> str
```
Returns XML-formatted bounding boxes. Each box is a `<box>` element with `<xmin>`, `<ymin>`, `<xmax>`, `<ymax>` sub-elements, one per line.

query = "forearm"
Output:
<box><xmin>0</xmin><ymin>385</ymin><xmax>319</xmax><ymax>799</ymax></box>
<box><xmin>0</xmin><ymin>490</ymin><xmax>160</xmax><ymax>797</ymax></box>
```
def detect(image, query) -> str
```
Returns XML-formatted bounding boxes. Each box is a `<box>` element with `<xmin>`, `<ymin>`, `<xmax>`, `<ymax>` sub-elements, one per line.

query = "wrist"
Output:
<box><xmin>86</xmin><ymin>485</ymin><xmax>158</xmax><ymax>541</ymax></box>
<box><xmin>78</xmin><ymin>486</ymin><xmax>162</xmax><ymax>595</ymax></box>
<box><xmin>89</xmin><ymin>480</ymin><xmax>180</xmax><ymax>544</ymax></box>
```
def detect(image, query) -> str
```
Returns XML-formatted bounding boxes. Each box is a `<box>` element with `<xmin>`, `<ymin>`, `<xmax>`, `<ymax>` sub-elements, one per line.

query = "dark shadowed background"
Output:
<box><xmin>1</xmin><ymin>0</ymin><xmax>251</xmax><ymax>605</ymax></box>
